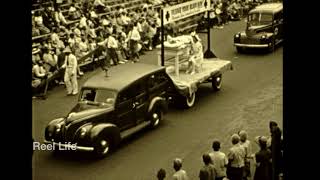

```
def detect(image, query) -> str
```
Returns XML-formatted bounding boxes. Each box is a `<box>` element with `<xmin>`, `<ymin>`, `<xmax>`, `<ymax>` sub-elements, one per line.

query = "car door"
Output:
<box><xmin>273</xmin><ymin>10</ymin><xmax>283</xmax><ymax>44</ymax></box>
<box><xmin>133</xmin><ymin>80</ymin><xmax>148</xmax><ymax>124</ymax></box>
<box><xmin>147</xmin><ymin>71</ymin><xmax>170</xmax><ymax>100</ymax></box>
<box><xmin>115</xmin><ymin>88</ymin><xmax>136</xmax><ymax>131</ymax></box>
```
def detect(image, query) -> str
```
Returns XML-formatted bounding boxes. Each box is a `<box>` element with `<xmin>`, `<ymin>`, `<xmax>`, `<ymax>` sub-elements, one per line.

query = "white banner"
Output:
<box><xmin>163</xmin><ymin>0</ymin><xmax>211</xmax><ymax>25</ymax></box>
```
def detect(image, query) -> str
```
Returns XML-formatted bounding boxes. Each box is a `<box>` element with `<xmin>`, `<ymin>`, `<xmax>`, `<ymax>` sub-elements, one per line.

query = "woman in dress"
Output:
<box><xmin>253</xmin><ymin>136</ymin><xmax>272</xmax><ymax>180</ymax></box>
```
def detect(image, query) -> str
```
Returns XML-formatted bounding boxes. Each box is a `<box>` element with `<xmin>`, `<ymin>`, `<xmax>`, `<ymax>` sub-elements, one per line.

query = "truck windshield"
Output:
<box><xmin>248</xmin><ymin>13</ymin><xmax>273</xmax><ymax>26</ymax></box>
<box><xmin>80</xmin><ymin>88</ymin><xmax>117</xmax><ymax>106</ymax></box>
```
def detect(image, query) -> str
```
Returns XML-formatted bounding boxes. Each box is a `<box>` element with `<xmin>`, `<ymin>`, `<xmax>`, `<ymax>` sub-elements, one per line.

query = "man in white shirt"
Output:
<box><xmin>62</xmin><ymin>47</ymin><xmax>78</xmax><ymax>96</ymax></box>
<box><xmin>239</xmin><ymin>130</ymin><xmax>252</xmax><ymax>180</ymax></box>
<box><xmin>209</xmin><ymin>140</ymin><xmax>228</xmax><ymax>180</ymax></box>
<box><xmin>107</xmin><ymin>32</ymin><xmax>119</xmax><ymax>65</ymax></box>
<box><xmin>227</xmin><ymin>134</ymin><xmax>246</xmax><ymax>180</ymax></box>
<box><xmin>172</xmin><ymin>158</ymin><xmax>189</xmax><ymax>180</ymax></box>
<box><xmin>128</xmin><ymin>22</ymin><xmax>141</xmax><ymax>61</ymax></box>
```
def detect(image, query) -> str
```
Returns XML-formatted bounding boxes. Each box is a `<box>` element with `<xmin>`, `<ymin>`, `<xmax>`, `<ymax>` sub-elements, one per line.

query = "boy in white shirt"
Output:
<box><xmin>209</xmin><ymin>140</ymin><xmax>228</xmax><ymax>180</ymax></box>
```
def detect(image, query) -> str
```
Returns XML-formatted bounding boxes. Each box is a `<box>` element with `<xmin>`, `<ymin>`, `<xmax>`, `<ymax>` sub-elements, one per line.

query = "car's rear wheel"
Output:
<box><xmin>94</xmin><ymin>135</ymin><xmax>112</xmax><ymax>158</ymax></box>
<box><xmin>212</xmin><ymin>75</ymin><xmax>222</xmax><ymax>91</ymax></box>
<box><xmin>150</xmin><ymin>108</ymin><xmax>163</xmax><ymax>128</ymax></box>
<box><xmin>185</xmin><ymin>92</ymin><xmax>196</xmax><ymax>108</ymax></box>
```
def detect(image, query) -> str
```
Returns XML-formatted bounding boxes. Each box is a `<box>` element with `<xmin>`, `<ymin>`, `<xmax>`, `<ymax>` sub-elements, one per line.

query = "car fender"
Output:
<box><xmin>89</xmin><ymin>123</ymin><xmax>121</xmax><ymax>146</ymax></box>
<box><xmin>210</xmin><ymin>71</ymin><xmax>222</xmax><ymax>78</ymax></box>
<box><xmin>47</xmin><ymin>117</ymin><xmax>64</xmax><ymax>126</ymax></box>
<box><xmin>148</xmin><ymin>97</ymin><xmax>167</xmax><ymax>114</ymax></box>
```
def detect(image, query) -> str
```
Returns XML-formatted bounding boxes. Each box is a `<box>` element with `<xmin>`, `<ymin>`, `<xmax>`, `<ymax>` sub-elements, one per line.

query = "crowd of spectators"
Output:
<box><xmin>202</xmin><ymin>0</ymin><xmax>273</xmax><ymax>29</ymax></box>
<box><xmin>32</xmin><ymin>0</ymin><xmax>171</xmax><ymax>98</ymax></box>
<box><xmin>156</xmin><ymin>121</ymin><xmax>283</xmax><ymax>180</ymax></box>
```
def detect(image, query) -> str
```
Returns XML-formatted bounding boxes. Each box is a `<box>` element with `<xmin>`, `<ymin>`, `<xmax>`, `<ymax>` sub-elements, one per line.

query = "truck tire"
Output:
<box><xmin>149</xmin><ymin>107</ymin><xmax>163</xmax><ymax>128</ymax></box>
<box><xmin>212</xmin><ymin>75</ymin><xmax>222</xmax><ymax>91</ymax></box>
<box><xmin>184</xmin><ymin>92</ymin><xmax>196</xmax><ymax>108</ymax></box>
<box><xmin>93</xmin><ymin>133</ymin><xmax>113</xmax><ymax>158</ymax></box>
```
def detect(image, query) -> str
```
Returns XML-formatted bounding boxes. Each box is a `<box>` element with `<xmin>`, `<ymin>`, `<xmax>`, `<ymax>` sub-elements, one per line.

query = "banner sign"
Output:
<box><xmin>163</xmin><ymin>0</ymin><xmax>211</xmax><ymax>25</ymax></box>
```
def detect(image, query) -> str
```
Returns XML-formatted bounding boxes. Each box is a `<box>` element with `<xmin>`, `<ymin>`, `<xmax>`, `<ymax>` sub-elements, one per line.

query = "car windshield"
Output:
<box><xmin>248</xmin><ymin>13</ymin><xmax>273</xmax><ymax>26</ymax></box>
<box><xmin>80</xmin><ymin>88</ymin><xmax>117</xmax><ymax>106</ymax></box>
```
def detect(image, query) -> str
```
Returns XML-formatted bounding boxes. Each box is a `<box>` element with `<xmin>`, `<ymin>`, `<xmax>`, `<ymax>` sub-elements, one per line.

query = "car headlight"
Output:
<box><xmin>261</xmin><ymin>35</ymin><xmax>266</xmax><ymax>39</ymax></box>
<box><xmin>55</xmin><ymin>124</ymin><xmax>61</xmax><ymax>132</ymax></box>
<box><xmin>79</xmin><ymin>128</ymin><xmax>87</xmax><ymax>137</ymax></box>
<box><xmin>235</xmin><ymin>34</ymin><xmax>240</xmax><ymax>38</ymax></box>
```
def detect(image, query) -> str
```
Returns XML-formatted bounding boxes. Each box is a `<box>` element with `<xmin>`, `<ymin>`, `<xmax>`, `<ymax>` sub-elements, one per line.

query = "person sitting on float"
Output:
<box><xmin>186</xmin><ymin>31</ymin><xmax>204</xmax><ymax>75</ymax></box>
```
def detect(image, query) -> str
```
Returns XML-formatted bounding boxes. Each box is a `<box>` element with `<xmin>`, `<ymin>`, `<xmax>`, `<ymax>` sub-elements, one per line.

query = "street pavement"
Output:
<box><xmin>32</xmin><ymin>19</ymin><xmax>283</xmax><ymax>180</ymax></box>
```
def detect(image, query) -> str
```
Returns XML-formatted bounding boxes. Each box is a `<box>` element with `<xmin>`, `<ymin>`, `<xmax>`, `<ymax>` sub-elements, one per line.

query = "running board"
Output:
<box><xmin>120</xmin><ymin>121</ymin><xmax>151</xmax><ymax>139</ymax></box>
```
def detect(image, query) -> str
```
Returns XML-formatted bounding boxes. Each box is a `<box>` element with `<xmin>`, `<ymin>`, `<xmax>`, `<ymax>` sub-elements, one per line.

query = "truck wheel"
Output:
<box><xmin>150</xmin><ymin>108</ymin><xmax>163</xmax><ymax>128</ymax></box>
<box><xmin>212</xmin><ymin>75</ymin><xmax>222</xmax><ymax>91</ymax></box>
<box><xmin>185</xmin><ymin>92</ymin><xmax>196</xmax><ymax>108</ymax></box>
<box><xmin>94</xmin><ymin>135</ymin><xmax>112</xmax><ymax>158</ymax></box>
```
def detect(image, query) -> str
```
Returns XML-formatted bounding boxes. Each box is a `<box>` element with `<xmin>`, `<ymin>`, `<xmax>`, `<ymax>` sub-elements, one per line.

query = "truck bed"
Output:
<box><xmin>166</xmin><ymin>58</ymin><xmax>233</xmax><ymax>96</ymax></box>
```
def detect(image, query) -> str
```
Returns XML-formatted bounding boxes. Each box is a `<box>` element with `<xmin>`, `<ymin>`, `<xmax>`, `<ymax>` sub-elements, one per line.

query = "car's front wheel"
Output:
<box><xmin>94</xmin><ymin>135</ymin><xmax>112</xmax><ymax>158</ymax></box>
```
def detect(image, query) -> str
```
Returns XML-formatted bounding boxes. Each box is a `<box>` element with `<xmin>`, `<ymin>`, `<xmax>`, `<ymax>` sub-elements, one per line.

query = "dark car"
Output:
<box><xmin>234</xmin><ymin>3</ymin><xmax>283</xmax><ymax>53</ymax></box>
<box><xmin>44</xmin><ymin>63</ymin><xmax>173</xmax><ymax>157</ymax></box>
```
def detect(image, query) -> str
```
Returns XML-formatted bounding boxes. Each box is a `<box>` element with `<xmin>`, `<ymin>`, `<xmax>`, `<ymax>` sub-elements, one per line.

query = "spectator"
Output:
<box><xmin>109</xmin><ymin>13</ymin><xmax>118</xmax><ymax>27</ymax></box>
<box><xmin>57</xmin><ymin>46</ymin><xmax>66</xmax><ymax>85</ymax></box>
<box><xmin>42</xmin><ymin>6</ymin><xmax>56</xmax><ymax>29</ymax></box>
<box><xmin>79</xmin><ymin>36</ymin><xmax>89</xmax><ymax>57</ymax></box>
<box><xmin>32</xmin><ymin>59</ymin><xmax>48</xmax><ymax>97</ymax></box>
<box><xmin>128</xmin><ymin>22</ymin><xmax>142</xmax><ymax>62</ymax></box>
<box><xmin>87</xmin><ymin>23</ymin><xmax>97</xmax><ymax>39</ymax></box>
<box><xmin>42</xmin><ymin>47</ymin><xmax>58</xmax><ymax>73</ymax></box>
<box><xmin>253</xmin><ymin>136</ymin><xmax>272</xmax><ymax>180</ymax></box>
<box><xmin>62</xmin><ymin>47</ymin><xmax>78</xmax><ymax>96</ymax></box>
<box><xmin>157</xmin><ymin>168</ymin><xmax>166</xmax><ymax>180</ymax></box>
<box><xmin>106</xmin><ymin>31</ymin><xmax>119</xmax><ymax>65</ymax></box>
<box><xmin>68</xmin><ymin>33</ymin><xmax>76</xmax><ymax>50</ymax></box>
<box><xmin>34</xmin><ymin>11</ymin><xmax>50</xmax><ymax>34</ymax></box>
<box><xmin>55</xmin><ymin>7</ymin><xmax>68</xmax><ymax>26</ymax></box>
<box><xmin>209</xmin><ymin>140</ymin><xmax>228</xmax><ymax>180</ymax></box>
<box><xmin>68</xmin><ymin>5</ymin><xmax>80</xmax><ymax>20</ymax></box>
<box><xmin>32</xmin><ymin>20</ymin><xmax>41</xmax><ymax>37</ymax></box>
<box><xmin>173</xmin><ymin>158</ymin><xmax>189</xmax><ymax>180</ymax></box>
<box><xmin>199</xmin><ymin>153</ymin><xmax>217</xmax><ymax>180</ymax></box>
<box><xmin>214</xmin><ymin>4</ymin><xmax>224</xmax><ymax>29</ymax></box>
<box><xmin>51</xmin><ymin>28</ymin><xmax>60</xmax><ymax>45</ymax></box>
<box><xmin>146</xmin><ymin>22</ymin><xmax>157</xmax><ymax>50</ymax></box>
<box><xmin>79</xmin><ymin>14</ymin><xmax>88</xmax><ymax>29</ymax></box>
<box><xmin>94</xmin><ymin>0</ymin><xmax>106</xmax><ymax>14</ymax></box>
<box><xmin>269</xmin><ymin>121</ymin><xmax>283</xmax><ymax>180</ymax></box>
<box><xmin>117</xmin><ymin>29</ymin><xmax>130</xmax><ymax>61</ymax></box>
<box><xmin>32</xmin><ymin>48</ymin><xmax>41</xmax><ymax>64</ymax></box>
<box><xmin>227</xmin><ymin>134</ymin><xmax>246</xmax><ymax>180</ymax></box>
<box><xmin>239</xmin><ymin>130</ymin><xmax>252</xmax><ymax>180</ymax></box>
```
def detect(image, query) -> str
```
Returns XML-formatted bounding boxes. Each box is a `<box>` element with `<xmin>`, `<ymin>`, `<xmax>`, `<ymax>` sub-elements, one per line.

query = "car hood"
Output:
<box><xmin>66</xmin><ymin>104</ymin><xmax>114</xmax><ymax>125</ymax></box>
<box><xmin>246</xmin><ymin>24</ymin><xmax>271</xmax><ymax>37</ymax></box>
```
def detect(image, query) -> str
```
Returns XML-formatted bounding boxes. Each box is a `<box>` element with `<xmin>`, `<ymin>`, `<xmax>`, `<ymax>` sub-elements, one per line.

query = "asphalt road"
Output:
<box><xmin>32</xmin><ymin>19</ymin><xmax>283</xmax><ymax>180</ymax></box>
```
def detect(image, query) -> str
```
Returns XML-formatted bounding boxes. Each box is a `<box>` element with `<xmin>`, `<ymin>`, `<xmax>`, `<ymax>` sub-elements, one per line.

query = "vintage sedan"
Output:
<box><xmin>44</xmin><ymin>63</ymin><xmax>173</xmax><ymax>157</ymax></box>
<box><xmin>234</xmin><ymin>3</ymin><xmax>283</xmax><ymax>53</ymax></box>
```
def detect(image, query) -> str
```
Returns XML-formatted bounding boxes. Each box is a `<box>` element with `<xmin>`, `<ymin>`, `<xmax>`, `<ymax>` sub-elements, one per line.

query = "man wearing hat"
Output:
<box><xmin>62</xmin><ymin>46</ymin><xmax>78</xmax><ymax>95</ymax></box>
<box><xmin>227</xmin><ymin>134</ymin><xmax>246</xmax><ymax>180</ymax></box>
